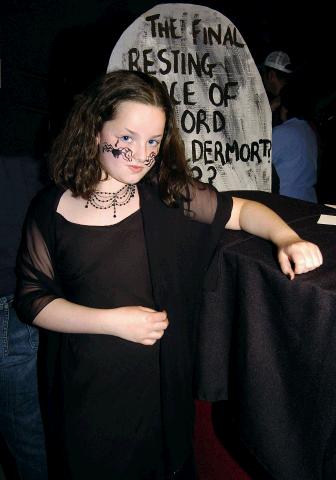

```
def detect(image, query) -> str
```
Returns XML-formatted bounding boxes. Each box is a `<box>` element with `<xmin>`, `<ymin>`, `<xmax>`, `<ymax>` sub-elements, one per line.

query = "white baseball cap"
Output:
<box><xmin>263</xmin><ymin>51</ymin><xmax>292</xmax><ymax>73</ymax></box>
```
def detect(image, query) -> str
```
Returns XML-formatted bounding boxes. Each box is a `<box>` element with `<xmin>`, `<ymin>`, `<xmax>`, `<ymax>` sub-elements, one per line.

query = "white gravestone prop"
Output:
<box><xmin>107</xmin><ymin>3</ymin><xmax>272</xmax><ymax>192</ymax></box>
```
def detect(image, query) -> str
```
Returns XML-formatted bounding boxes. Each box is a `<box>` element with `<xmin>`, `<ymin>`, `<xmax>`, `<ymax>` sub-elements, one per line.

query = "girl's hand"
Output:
<box><xmin>109</xmin><ymin>306</ymin><xmax>169</xmax><ymax>345</ymax></box>
<box><xmin>277</xmin><ymin>239</ymin><xmax>323</xmax><ymax>280</ymax></box>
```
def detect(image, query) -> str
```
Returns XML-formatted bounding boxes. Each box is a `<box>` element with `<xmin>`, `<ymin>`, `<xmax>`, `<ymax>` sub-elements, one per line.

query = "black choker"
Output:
<box><xmin>85</xmin><ymin>184</ymin><xmax>136</xmax><ymax>218</ymax></box>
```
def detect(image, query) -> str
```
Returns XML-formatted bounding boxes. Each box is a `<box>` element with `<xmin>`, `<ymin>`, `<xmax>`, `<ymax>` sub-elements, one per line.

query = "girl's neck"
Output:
<box><xmin>96</xmin><ymin>177</ymin><xmax>130</xmax><ymax>193</ymax></box>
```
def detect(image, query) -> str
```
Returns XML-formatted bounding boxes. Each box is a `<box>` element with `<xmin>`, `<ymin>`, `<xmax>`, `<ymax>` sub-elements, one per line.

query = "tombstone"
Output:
<box><xmin>107</xmin><ymin>3</ymin><xmax>271</xmax><ymax>192</ymax></box>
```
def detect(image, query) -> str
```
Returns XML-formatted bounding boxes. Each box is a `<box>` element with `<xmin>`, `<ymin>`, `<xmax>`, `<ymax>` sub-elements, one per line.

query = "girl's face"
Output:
<box><xmin>97</xmin><ymin>101</ymin><xmax>166</xmax><ymax>186</ymax></box>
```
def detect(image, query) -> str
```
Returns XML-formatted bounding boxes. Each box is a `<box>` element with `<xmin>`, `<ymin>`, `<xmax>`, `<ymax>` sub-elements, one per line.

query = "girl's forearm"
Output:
<box><xmin>228</xmin><ymin>197</ymin><xmax>300</xmax><ymax>246</ymax></box>
<box><xmin>33</xmin><ymin>298</ymin><xmax>114</xmax><ymax>334</ymax></box>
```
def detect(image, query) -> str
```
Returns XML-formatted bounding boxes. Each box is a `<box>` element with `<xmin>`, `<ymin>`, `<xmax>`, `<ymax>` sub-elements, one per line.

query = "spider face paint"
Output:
<box><xmin>102</xmin><ymin>139</ymin><xmax>158</xmax><ymax>167</ymax></box>
<box><xmin>102</xmin><ymin>142</ymin><xmax>134</xmax><ymax>161</ymax></box>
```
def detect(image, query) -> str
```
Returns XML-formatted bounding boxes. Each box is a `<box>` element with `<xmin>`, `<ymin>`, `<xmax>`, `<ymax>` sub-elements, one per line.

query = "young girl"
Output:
<box><xmin>16</xmin><ymin>70</ymin><xmax>322</xmax><ymax>479</ymax></box>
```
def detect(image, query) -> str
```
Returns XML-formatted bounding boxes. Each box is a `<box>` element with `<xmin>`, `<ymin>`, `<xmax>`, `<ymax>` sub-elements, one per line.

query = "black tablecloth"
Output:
<box><xmin>195</xmin><ymin>191</ymin><xmax>336</xmax><ymax>480</ymax></box>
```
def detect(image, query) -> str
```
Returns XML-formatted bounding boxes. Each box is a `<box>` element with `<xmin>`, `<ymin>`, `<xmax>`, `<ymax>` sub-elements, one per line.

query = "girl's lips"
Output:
<box><xmin>127</xmin><ymin>165</ymin><xmax>144</xmax><ymax>172</ymax></box>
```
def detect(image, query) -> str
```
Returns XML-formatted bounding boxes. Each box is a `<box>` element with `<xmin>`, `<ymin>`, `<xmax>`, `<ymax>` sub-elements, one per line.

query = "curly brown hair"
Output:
<box><xmin>50</xmin><ymin>69</ymin><xmax>193</xmax><ymax>206</ymax></box>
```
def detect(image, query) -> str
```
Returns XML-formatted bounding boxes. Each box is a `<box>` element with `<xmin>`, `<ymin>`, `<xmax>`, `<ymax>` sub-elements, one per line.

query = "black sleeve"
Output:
<box><xmin>184</xmin><ymin>180</ymin><xmax>233</xmax><ymax>226</ymax></box>
<box><xmin>15</xmin><ymin>201</ymin><xmax>63</xmax><ymax>324</ymax></box>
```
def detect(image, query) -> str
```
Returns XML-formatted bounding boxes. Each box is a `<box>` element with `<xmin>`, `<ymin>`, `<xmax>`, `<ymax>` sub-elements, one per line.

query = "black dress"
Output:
<box><xmin>15</xmin><ymin>182</ymin><xmax>233</xmax><ymax>477</ymax></box>
<box><xmin>55</xmin><ymin>210</ymin><xmax>164</xmax><ymax>479</ymax></box>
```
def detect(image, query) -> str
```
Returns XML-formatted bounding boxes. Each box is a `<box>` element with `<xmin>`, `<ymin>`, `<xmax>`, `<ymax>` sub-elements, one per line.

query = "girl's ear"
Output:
<box><xmin>96</xmin><ymin>133</ymin><xmax>100</xmax><ymax>146</ymax></box>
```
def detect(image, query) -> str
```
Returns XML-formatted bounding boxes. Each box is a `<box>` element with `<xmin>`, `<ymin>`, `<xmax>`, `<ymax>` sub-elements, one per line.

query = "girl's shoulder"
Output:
<box><xmin>28</xmin><ymin>183</ymin><xmax>64</xmax><ymax>229</ymax></box>
<box><xmin>31</xmin><ymin>183</ymin><xmax>63</xmax><ymax>210</ymax></box>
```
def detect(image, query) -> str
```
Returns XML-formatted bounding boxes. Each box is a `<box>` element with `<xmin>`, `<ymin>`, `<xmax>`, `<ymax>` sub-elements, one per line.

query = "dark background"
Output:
<box><xmin>1</xmin><ymin>0</ymin><xmax>335</xmax><ymax>197</ymax></box>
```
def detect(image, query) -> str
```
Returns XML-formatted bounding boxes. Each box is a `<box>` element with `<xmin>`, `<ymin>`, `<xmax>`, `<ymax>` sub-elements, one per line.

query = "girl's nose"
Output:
<box><xmin>134</xmin><ymin>143</ymin><xmax>148</xmax><ymax>163</ymax></box>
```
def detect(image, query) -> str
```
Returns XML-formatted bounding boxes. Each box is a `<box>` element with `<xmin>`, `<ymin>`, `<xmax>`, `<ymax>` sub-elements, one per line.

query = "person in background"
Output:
<box><xmin>15</xmin><ymin>70</ymin><xmax>322</xmax><ymax>479</ymax></box>
<box><xmin>0</xmin><ymin>155</ymin><xmax>48</xmax><ymax>479</ymax></box>
<box><xmin>272</xmin><ymin>83</ymin><xmax>318</xmax><ymax>202</ymax></box>
<box><xmin>262</xmin><ymin>50</ymin><xmax>293</xmax><ymax>126</ymax></box>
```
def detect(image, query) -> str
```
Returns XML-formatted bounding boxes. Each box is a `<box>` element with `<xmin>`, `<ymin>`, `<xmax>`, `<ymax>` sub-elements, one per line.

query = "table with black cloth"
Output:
<box><xmin>195</xmin><ymin>191</ymin><xmax>336</xmax><ymax>480</ymax></box>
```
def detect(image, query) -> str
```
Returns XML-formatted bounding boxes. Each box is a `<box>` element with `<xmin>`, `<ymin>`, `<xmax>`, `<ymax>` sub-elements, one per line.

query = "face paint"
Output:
<box><xmin>102</xmin><ymin>140</ymin><xmax>158</xmax><ymax>167</ymax></box>
<box><xmin>102</xmin><ymin>141</ymin><xmax>134</xmax><ymax>161</ymax></box>
<box><xmin>145</xmin><ymin>151</ymin><xmax>157</xmax><ymax>168</ymax></box>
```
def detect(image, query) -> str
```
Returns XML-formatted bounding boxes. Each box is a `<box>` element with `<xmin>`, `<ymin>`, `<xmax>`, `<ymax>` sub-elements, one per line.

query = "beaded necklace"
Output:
<box><xmin>85</xmin><ymin>184</ymin><xmax>136</xmax><ymax>218</ymax></box>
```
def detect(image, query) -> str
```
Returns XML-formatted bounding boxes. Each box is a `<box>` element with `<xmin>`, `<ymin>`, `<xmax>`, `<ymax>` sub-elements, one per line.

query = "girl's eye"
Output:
<box><xmin>148</xmin><ymin>139</ymin><xmax>159</xmax><ymax>146</ymax></box>
<box><xmin>120</xmin><ymin>135</ymin><xmax>132</xmax><ymax>143</ymax></box>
